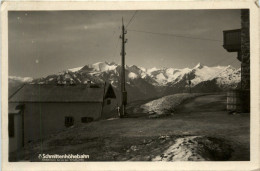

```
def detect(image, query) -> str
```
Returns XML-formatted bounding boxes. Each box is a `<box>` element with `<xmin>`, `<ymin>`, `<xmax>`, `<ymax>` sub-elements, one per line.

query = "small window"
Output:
<box><xmin>65</xmin><ymin>117</ymin><xmax>74</xmax><ymax>127</ymax></box>
<box><xmin>81</xmin><ymin>117</ymin><xmax>93</xmax><ymax>123</ymax></box>
<box><xmin>9</xmin><ymin>115</ymin><xmax>14</xmax><ymax>137</ymax></box>
<box><xmin>107</xmin><ymin>99</ymin><xmax>111</xmax><ymax>105</ymax></box>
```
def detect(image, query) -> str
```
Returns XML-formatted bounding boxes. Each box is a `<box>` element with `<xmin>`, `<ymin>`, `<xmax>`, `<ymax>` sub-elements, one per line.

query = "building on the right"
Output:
<box><xmin>240</xmin><ymin>9</ymin><xmax>250</xmax><ymax>92</ymax></box>
<box><xmin>223</xmin><ymin>9</ymin><xmax>250</xmax><ymax>113</ymax></box>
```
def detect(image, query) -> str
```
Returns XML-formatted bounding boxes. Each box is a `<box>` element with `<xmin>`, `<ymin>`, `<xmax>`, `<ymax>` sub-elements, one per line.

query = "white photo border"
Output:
<box><xmin>1</xmin><ymin>1</ymin><xmax>259</xmax><ymax>170</ymax></box>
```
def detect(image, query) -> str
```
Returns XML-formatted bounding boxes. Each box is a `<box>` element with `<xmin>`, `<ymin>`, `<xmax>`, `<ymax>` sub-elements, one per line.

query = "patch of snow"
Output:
<box><xmin>147</xmin><ymin>67</ymin><xmax>160</xmax><ymax>75</ymax></box>
<box><xmin>216</xmin><ymin>68</ymin><xmax>241</xmax><ymax>87</ymax></box>
<box><xmin>141</xmin><ymin>73</ymin><xmax>147</xmax><ymax>78</ymax></box>
<box><xmin>165</xmin><ymin>68</ymin><xmax>191</xmax><ymax>83</ymax></box>
<box><xmin>141</xmin><ymin>93</ymin><xmax>200</xmax><ymax>115</ymax></box>
<box><xmin>91</xmin><ymin>62</ymin><xmax>118</xmax><ymax>72</ymax></box>
<box><xmin>68</xmin><ymin>66</ymin><xmax>83</xmax><ymax>72</ymax></box>
<box><xmin>110</xmin><ymin>80</ymin><xmax>117</xmax><ymax>87</ymax></box>
<box><xmin>128</xmin><ymin>72</ymin><xmax>138</xmax><ymax>79</ymax></box>
<box><xmin>155</xmin><ymin>73</ymin><xmax>167</xmax><ymax>84</ymax></box>
<box><xmin>193</xmin><ymin>62</ymin><xmax>203</xmax><ymax>69</ymax></box>
<box><xmin>88</xmin><ymin>71</ymin><xmax>101</xmax><ymax>76</ymax></box>
<box><xmin>152</xmin><ymin>135</ymin><xmax>232</xmax><ymax>161</ymax></box>
<box><xmin>152</xmin><ymin>136</ymin><xmax>205</xmax><ymax>161</ymax></box>
<box><xmin>165</xmin><ymin>68</ymin><xmax>175</xmax><ymax>75</ymax></box>
<box><xmin>139</xmin><ymin>67</ymin><xmax>146</xmax><ymax>72</ymax></box>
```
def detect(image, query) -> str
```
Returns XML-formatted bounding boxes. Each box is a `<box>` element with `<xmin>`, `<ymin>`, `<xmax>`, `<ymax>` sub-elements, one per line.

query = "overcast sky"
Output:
<box><xmin>9</xmin><ymin>10</ymin><xmax>241</xmax><ymax>78</ymax></box>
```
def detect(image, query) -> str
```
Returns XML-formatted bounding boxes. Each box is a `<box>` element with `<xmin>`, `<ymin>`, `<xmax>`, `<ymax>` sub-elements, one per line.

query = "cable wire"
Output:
<box><xmin>128</xmin><ymin>29</ymin><xmax>222</xmax><ymax>42</ymax></box>
<box><xmin>126</xmin><ymin>11</ymin><xmax>138</xmax><ymax>28</ymax></box>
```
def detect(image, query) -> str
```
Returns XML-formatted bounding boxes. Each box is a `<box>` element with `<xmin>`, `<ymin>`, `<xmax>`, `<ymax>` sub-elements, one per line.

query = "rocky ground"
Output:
<box><xmin>11</xmin><ymin>134</ymin><xmax>234</xmax><ymax>162</ymax></box>
<box><xmin>10</xmin><ymin>93</ymin><xmax>249</xmax><ymax>162</ymax></box>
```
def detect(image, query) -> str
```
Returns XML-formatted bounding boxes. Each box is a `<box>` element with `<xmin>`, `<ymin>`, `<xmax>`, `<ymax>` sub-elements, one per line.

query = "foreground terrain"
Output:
<box><xmin>10</xmin><ymin>94</ymin><xmax>249</xmax><ymax>161</ymax></box>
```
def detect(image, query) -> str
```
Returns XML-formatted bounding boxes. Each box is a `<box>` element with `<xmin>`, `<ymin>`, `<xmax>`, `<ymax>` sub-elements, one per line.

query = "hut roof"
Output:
<box><xmin>104</xmin><ymin>84</ymin><xmax>116</xmax><ymax>99</ymax></box>
<box><xmin>9</xmin><ymin>84</ymin><xmax>105</xmax><ymax>103</ymax></box>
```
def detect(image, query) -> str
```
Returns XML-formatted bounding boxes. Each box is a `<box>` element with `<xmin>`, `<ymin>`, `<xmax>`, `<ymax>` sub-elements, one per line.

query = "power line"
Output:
<box><xmin>128</xmin><ymin>29</ymin><xmax>222</xmax><ymax>42</ymax></box>
<box><xmin>126</xmin><ymin>11</ymin><xmax>138</xmax><ymax>28</ymax></box>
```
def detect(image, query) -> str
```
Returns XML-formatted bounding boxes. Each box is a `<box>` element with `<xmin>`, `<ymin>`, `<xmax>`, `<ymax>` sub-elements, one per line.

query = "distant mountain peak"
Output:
<box><xmin>68</xmin><ymin>66</ymin><xmax>83</xmax><ymax>72</ymax></box>
<box><xmin>194</xmin><ymin>63</ymin><xmax>203</xmax><ymax>69</ymax></box>
<box><xmin>9</xmin><ymin>76</ymin><xmax>33</xmax><ymax>82</ymax></box>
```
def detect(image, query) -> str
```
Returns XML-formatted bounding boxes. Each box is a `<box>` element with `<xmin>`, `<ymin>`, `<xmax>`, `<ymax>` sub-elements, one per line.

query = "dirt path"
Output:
<box><xmin>170</xmin><ymin>93</ymin><xmax>250</xmax><ymax>161</ymax></box>
<box><xmin>175</xmin><ymin>93</ymin><xmax>226</xmax><ymax>113</ymax></box>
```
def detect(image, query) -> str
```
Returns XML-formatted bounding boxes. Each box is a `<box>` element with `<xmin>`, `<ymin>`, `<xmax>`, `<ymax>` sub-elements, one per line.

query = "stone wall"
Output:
<box><xmin>240</xmin><ymin>9</ymin><xmax>250</xmax><ymax>112</ymax></box>
<box><xmin>241</xmin><ymin>9</ymin><xmax>250</xmax><ymax>91</ymax></box>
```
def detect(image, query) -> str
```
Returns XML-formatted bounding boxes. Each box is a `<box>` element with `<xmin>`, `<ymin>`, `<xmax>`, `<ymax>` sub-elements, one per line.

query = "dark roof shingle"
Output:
<box><xmin>9</xmin><ymin>84</ymin><xmax>104</xmax><ymax>103</ymax></box>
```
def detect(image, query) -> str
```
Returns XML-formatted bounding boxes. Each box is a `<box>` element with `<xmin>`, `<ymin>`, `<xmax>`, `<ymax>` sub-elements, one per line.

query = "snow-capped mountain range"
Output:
<box><xmin>9</xmin><ymin>62</ymin><xmax>241</xmax><ymax>102</ymax></box>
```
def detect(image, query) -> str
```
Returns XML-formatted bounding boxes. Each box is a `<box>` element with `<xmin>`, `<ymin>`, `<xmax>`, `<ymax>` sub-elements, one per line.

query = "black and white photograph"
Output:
<box><xmin>2</xmin><ymin>1</ymin><xmax>258</xmax><ymax>168</ymax></box>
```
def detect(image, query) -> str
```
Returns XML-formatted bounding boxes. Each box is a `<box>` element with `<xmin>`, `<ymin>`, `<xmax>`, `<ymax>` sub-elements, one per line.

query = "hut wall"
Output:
<box><xmin>102</xmin><ymin>98</ymin><xmax>118</xmax><ymax>118</ymax></box>
<box><xmin>22</xmin><ymin>102</ymin><xmax>102</xmax><ymax>144</ymax></box>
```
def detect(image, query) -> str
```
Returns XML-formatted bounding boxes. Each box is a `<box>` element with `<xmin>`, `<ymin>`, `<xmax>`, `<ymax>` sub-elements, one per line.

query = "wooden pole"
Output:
<box><xmin>120</xmin><ymin>18</ymin><xmax>127</xmax><ymax>117</ymax></box>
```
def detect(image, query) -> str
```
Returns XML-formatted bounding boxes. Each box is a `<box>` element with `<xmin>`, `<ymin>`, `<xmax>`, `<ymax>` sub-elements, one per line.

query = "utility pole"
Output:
<box><xmin>120</xmin><ymin>18</ymin><xmax>127</xmax><ymax>117</ymax></box>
